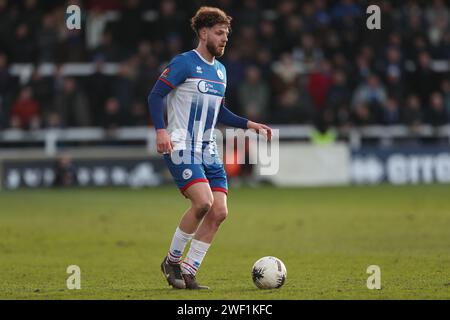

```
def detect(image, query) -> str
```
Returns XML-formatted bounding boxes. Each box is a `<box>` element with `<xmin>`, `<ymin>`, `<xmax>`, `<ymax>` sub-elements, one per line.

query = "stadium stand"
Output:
<box><xmin>0</xmin><ymin>0</ymin><xmax>448</xmax><ymax>132</ymax></box>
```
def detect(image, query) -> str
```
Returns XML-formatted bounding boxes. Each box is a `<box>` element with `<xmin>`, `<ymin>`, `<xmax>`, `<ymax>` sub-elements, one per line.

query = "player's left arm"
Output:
<box><xmin>217</xmin><ymin>100</ymin><xmax>272</xmax><ymax>142</ymax></box>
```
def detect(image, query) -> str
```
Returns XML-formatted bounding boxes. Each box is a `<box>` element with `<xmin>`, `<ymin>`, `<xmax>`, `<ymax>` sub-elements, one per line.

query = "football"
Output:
<box><xmin>251</xmin><ymin>256</ymin><xmax>287</xmax><ymax>289</ymax></box>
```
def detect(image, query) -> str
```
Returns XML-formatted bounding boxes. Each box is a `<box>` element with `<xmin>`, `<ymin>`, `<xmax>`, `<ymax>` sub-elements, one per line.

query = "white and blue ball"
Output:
<box><xmin>252</xmin><ymin>256</ymin><xmax>287</xmax><ymax>289</ymax></box>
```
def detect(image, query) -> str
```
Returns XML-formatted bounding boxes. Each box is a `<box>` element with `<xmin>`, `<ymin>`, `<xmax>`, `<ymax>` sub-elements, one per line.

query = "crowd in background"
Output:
<box><xmin>0</xmin><ymin>0</ymin><xmax>450</xmax><ymax>132</ymax></box>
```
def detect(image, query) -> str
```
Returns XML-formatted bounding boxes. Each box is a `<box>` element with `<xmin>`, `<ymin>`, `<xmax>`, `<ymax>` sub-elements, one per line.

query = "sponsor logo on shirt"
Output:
<box><xmin>197</xmin><ymin>80</ymin><xmax>225</xmax><ymax>96</ymax></box>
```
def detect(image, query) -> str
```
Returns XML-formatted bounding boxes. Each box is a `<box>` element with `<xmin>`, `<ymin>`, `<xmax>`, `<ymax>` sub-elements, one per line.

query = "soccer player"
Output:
<box><xmin>148</xmin><ymin>6</ymin><xmax>272</xmax><ymax>289</ymax></box>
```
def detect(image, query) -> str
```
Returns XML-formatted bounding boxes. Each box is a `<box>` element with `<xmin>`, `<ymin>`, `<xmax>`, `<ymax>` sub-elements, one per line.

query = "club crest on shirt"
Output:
<box><xmin>217</xmin><ymin>69</ymin><xmax>224</xmax><ymax>80</ymax></box>
<box><xmin>182</xmin><ymin>169</ymin><xmax>193</xmax><ymax>180</ymax></box>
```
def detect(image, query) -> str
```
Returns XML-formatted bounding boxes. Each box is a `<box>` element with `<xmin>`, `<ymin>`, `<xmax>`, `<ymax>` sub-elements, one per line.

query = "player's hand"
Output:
<box><xmin>247</xmin><ymin>121</ymin><xmax>272</xmax><ymax>142</ymax></box>
<box><xmin>156</xmin><ymin>129</ymin><xmax>174</xmax><ymax>154</ymax></box>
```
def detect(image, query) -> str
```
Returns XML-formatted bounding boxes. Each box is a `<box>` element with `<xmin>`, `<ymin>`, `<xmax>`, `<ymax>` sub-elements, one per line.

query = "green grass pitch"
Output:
<box><xmin>0</xmin><ymin>184</ymin><xmax>449</xmax><ymax>299</ymax></box>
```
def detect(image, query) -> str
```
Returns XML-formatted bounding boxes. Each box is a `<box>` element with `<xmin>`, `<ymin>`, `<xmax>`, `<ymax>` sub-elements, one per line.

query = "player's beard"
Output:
<box><xmin>206</xmin><ymin>40</ymin><xmax>224</xmax><ymax>58</ymax></box>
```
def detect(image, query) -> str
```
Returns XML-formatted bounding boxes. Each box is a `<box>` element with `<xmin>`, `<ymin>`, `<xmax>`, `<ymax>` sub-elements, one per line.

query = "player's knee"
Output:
<box><xmin>193</xmin><ymin>199</ymin><xmax>213</xmax><ymax>218</ymax></box>
<box><xmin>212</xmin><ymin>206</ymin><xmax>228</xmax><ymax>226</ymax></box>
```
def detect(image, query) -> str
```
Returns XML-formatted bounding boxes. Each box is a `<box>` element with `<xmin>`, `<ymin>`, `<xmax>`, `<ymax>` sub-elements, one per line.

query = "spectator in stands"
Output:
<box><xmin>11</xmin><ymin>23</ymin><xmax>36</xmax><ymax>63</ymax></box>
<box><xmin>0</xmin><ymin>53</ymin><xmax>9</xmax><ymax>130</ymax></box>
<box><xmin>382</xmin><ymin>96</ymin><xmax>401</xmax><ymax>125</ymax></box>
<box><xmin>324</xmin><ymin>31</ymin><xmax>344</xmax><ymax>63</ymax></box>
<box><xmin>87</xmin><ymin>57</ymin><xmax>113</xmax><ymax>125</ymax></box>
<box><xmin>86</xmin><ymin>0</ymin><xmax>121</xmax><ymax>11</ymax></box>
<box><xmin>45</xmin><ymin>111</ymin><xmax>61</xmax><ymax>129</ymax></box>
<box><xmin>326</xmin><ymin>69</ymin><xmax>352</xmax><ymax>113</ymax></box>
<box><xmin>0</xmin><ymin>52</ymin><xmax>14</xmax><ymax>122</ymax></box>
<box><xmin>0</xmin><ymin>0</ymin><xmax>15</xmax><ymax>52</ymax></box>
<box><xmin>426</xmin><ymin>0</ymin><xmax>449</xmax><ymax>51</ymax></box>
<box><xmin>326</xmin><ymin>68</ymin><xmax>352</xmax><ymax>129</ymax></box>
<box><xmin>437</xmin><ymin>30</ymin><xmax>450</xmax><ymax>59</ymax></box>
<box><xmin>232</xmin><ymin>25</ymin><xmax>260</xmax><ymax>63</ymax></box>
<box><xmin>331</xmin><ymin>0</ymin><xmax>361</xmax><ymax>23</ymax></box>
<box><xmin>36</xmin><ymin>12</ymin><xmax>58</xmax><ymax>63</ymax></box>
<box><xmin>402</xmin><ymin>3</ymin><xmax>425</xmax><ymax>51</ymax></box>
<box><xmin>128</xmin><ymin>101</ymin><xmax>148</xmax><ymax>126</ymax></box>
<box><xmin>53</xmin><ymin>77</ymin><xmax>91</xmax><ymax>127</ymax></box>
<box><xmin>28</xmin><ymin>68</ymin><xmax>54</xmax><ymax>113</ymax></box>
<box><xmin>352</xmin><ymin>102</ymin><xmax>376</xmax><ymax>126</ymax></box>
<box><xmin>115</xmin><ymin>0</ymin><xmax>144</xmax><ymax>53</ymax></box>
<box><xmin>165</xmin><ymin>33</ymin><xmax>183</xmax><ymax>60</ymax></box>
<box><xmin>254</xmin><ymin>48</ymin><xmax>273</xmax><ymax>81</ymax></box>
<box><xmin>91</xmin><ymin>30</ymin><xmax>122</xmax><ymax>62</ymax></box>
<box><xmin>351</xmin><ymin>54</ymin><xmax>372</xmax><ymax>88</ymax></box>
<box><xmin>1</xmin><ymin>0</ymin><xmax>449</xmax><ymax>131</ymax></box>
<box><xmin>307</xmin><ymin>59</ymin><xmax>333</xmax><ymax>111</ymax></box>
<box><xmin>0</xmin><ymin>98</ymin><xmax>5</xmax><ymax>129</ymax></box>
<box><xmin>281</xmin><ymin>14</ymin><xmax>303</xmax><ymax>51</ymax></box>
<box><xmin>293</xmin><ymin>33</ymin><xmax>324</xmax><ymax>73</ymax></box>
<box><xmin>402</xmin><ymin>94</ymin><xmax>423</xmax><ymax>128</ymax></box>
<box><xmin>410</xmin><ymin>51</ymin><xmax>441</xmax><ymax>104</ymax></box>
<box><xmin>222</xmin><ymin>47</ymin><xmax>246</xmax><ymax>114</ymax></box>
<box><xmin>272</xmin><ymin>88</ymin><xmax>310</xmax><ymax>124</ymax></box>
<box><xmin>385</xmin><ymin>66</ymin><xmax>405</xmax><ymax>104</ymax></box>
<box><xmin>379</xmin><ymin>46</ymin><xmax>404</xmax><ymax>81</ymax></box>
<box><xmin>62</xmin><ymin>28</ymin><xmax>86</xmax><ymax>62</ymax></box>
<box><xmin>274</xmin><ymin>0</ymin><xmax>299</xmax><ymax>45</ymax></box>
<box><xmin>10</xmin><ymin>86</ymin><xmax>41</xmax><ymax>130</ymax></box>
<box><xmin>235</xmin><ymin>0</ymin><xmax>262</xmax><ymax>29</ymax></box>
<box><xmin>352</xmin><ymin>74</ymin><xmax>387</xmax><ymax>110</ymax></box>
<box><xmin>102</xmin><ymin>97</ymin><xmax>122</xmax><ymax>131</ymax></box>
<box><xmin>257</xmin><ymin>19</ymin><xmax>280</xmax><ymax>56</ymax></box>
<box><xmin>238</xmin><ymin>65</ymin><xmax>270</xmax><ymax>122</ymax></box>
<box><xmin>300</xmin><ymin>2</ymin><xmax>318</xmax><ymax>33</ymax></box>
<box><xmin>441</xmin><ymin>79</ymin><xmax>450</xmax><ymax>121</ymax></box>
<box><xmin>334</xmin><ymin>103</ymin><xmax>352</xmax><ymax>130</ymax></box>
<box><xmin>113</xmin><ymin>59</ymin><xmax>136</xmax><ymax>115</ymax></box>
<box><xmin>310</xmin><ymin>114</ymin><xmax>337</xmax><ymax>145</ymax></box>
<box><xmin>53</xmin><ymin>153</ymin><xmax>77</xmax><ymax>187</ymax></box>
<box><xmin>271</xmin><ymin>52</ymin><xmax>302</xmax><ymax>97</ymax></box>
<box><xmin>21</xmin><ymin>0</ymin><xmax>42</xmax><ymax>33</ymax></box>
<box><xmin>427</xmin><ymin>92</ymin><xmax>448</xmax><ymax>126</ymax></box>
<box><xmin>154</xmin><ymin>0</ymin><xmax>186</xmax><ymax>44</ymax></box>
<box><xmin>135</xmin><ymin>51</ymin><xmax>160</xmax><ymax>103</ymax></box>
<box><xmin>314</xmin><ymin>0</ymin><xmax>332</xmax><ymax>29</ymax></box>
<box><xmin>425</xmin><ymin>0</ymin><xmax>449</xmax><ymax>24</ymax></box>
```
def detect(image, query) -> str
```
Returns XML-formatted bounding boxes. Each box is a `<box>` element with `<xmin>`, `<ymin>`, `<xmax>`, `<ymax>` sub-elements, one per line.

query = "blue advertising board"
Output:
<box><xmin>351</xmin><ymin>146</ymin><xmax>450</xmax><ymax>185</ymax></box>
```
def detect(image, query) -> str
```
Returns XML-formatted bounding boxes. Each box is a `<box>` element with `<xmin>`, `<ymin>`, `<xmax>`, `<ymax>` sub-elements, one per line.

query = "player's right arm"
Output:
<box><xmin>148</xmin><ymin>55</ymin><xmax>189</xmax><ymax>154</ymax></box>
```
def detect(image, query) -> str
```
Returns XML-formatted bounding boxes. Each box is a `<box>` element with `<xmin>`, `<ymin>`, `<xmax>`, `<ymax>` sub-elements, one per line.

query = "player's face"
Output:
<box><xmin>206</xmin><ymin>24</ymin><xmax>229</xmax><ymax>57</ymax></box>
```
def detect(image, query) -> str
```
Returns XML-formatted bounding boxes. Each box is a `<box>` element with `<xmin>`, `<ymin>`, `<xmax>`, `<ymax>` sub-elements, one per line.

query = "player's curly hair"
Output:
<box><xmin>190</xmin><ymin>6</ymin><xmax>232</xmax><ymax>37</ymax></box>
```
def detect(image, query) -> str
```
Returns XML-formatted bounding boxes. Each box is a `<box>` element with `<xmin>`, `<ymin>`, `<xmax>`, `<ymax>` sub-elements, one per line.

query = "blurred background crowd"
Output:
<box><xmin>0</xmin><ymin>0</ymin><xmax>449</xmax><ymax>132</ymax></box>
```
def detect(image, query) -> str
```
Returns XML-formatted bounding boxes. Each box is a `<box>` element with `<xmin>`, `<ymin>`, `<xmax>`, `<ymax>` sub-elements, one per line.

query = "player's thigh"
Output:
<box><xmin>164</xmin><ymin>151</ymin><xmax>207</xmax><ymax>191</ymax></box>
<box><xmin>204</xmin><ymin>158</ymin><xmax>228</xmax><ymax>195</ymax></box>
<box><xmin>184</xmin><ymin>182</ymin><xmax>214</xmax><ymax>210</ymax></box>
